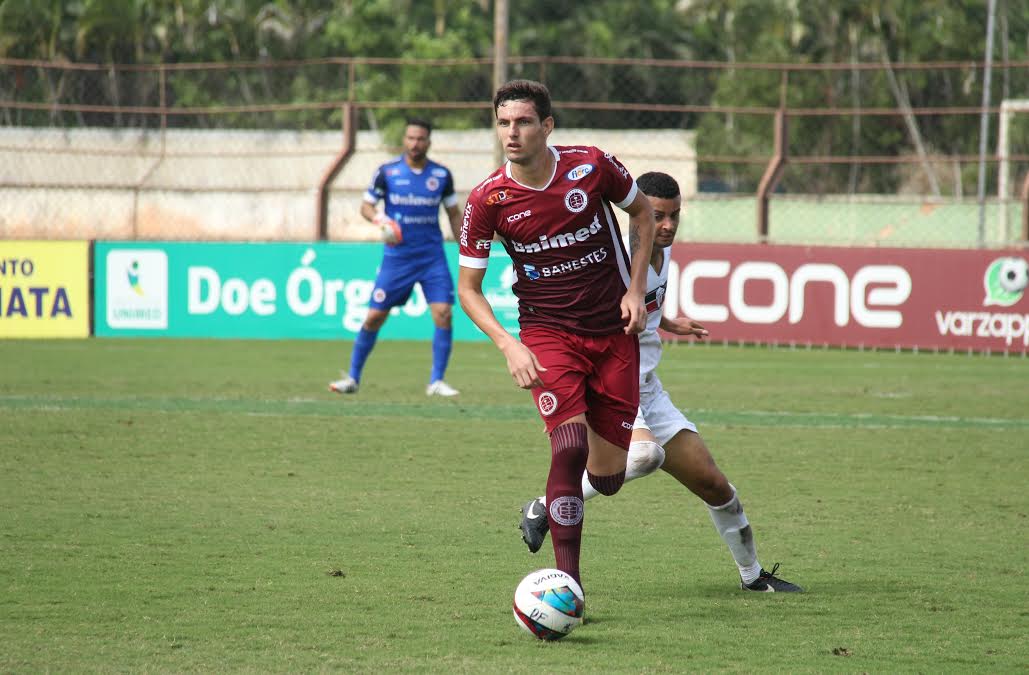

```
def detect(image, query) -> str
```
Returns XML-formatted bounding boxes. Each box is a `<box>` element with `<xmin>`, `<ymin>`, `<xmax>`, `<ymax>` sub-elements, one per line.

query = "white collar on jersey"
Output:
<box><xmin>504</xmin><ymin>146</ymin><xmax>560</xmax><ymax>191</ymax></box>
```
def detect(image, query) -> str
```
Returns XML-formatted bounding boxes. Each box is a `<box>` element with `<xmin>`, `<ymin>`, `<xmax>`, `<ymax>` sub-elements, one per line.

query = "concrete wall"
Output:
<box><xmin>0</xmin><ymin>126</ymin><xmax>697</xmax><ymax>241</ymax></box>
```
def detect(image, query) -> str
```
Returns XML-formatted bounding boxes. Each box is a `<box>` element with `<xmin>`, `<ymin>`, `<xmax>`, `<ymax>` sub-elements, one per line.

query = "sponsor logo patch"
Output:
<box><xmin>566</xmin><ymin>164</ymin><xmax>593</xmax><ymax>181</ymax></box>
<box><xmin>984</xmin><ymin>257</ymin><xmax>1029</xmax><ymax>306</ymax></box>
<box><xmin>106</xmin><ymin>250</ymin><xmax>168</xmax><ymax>329</ymax></box>
<box><xmin>509</xmin><ymin>214</ymin><xmax>602</xmax><ymax>254</ymax></box>
<box><xmin>388</xmin><ymin>193</ymin><xmax>439</xmax><ymax>206</ymax></box>
<box><xmin>534</xmin><ymin>247</ymin><xmax>608</xmax><ymax>279</ymax></box>
<box><xmin>486</xmin><ymin>189</ymin><xmax>509</xmax><ymax>206</ymax></box>
<box><xmin>507</xmin><ymin>209</ymin><xmax>532</xmax><ymax>223</ymax></box>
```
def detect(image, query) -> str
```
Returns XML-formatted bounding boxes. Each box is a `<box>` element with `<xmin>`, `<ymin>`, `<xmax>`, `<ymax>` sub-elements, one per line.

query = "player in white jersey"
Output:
<box><xmin>519</xmin><ymin>172</ymin><xmax>802</xmax><ymax>593</ymax></box>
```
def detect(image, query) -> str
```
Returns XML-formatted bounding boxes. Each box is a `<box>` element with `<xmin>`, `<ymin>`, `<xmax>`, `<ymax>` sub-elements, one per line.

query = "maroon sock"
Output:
<box><xmin>547</xmin><ymin>423</ymin><xmax>589</xmax><ymax>587</ymax></box>
<box><xmin>586</xmin><ymin>469</ymin><xmax>626</xmax><ymax>496</ymax></box>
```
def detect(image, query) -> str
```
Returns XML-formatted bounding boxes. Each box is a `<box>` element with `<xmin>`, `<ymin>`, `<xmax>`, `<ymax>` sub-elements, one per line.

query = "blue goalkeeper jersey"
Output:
<box><xmin>365</xmin><ymin>156</ymin><xmax>458</xmax><ymax>259</ymax></box>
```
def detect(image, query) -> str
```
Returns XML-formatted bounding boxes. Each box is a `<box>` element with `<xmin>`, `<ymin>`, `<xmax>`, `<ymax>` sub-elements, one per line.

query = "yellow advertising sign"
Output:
<box><xmin>0</xmin><ymin>241</ymin><xmax>90</xmax><ymax>338</ymax></box>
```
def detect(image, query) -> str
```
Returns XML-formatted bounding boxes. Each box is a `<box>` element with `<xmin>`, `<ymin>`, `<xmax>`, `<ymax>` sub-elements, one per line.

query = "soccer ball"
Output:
<box><xmin>512</xmin><ymin>568</ymin><xmax>585</xmax><ymax>640</ymax></box>
<box><xmin>998</xmin><ymin>257</ymin><xmax>1029</xmax><ymax>295</ymax></box>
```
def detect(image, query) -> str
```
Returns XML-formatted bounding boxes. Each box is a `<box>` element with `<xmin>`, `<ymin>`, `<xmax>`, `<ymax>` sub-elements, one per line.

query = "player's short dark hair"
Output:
<box><xmin>406</xmin><ymin>117</ymin><xmax>433</xmax><ymax>134</ymax></box>
<box><xmin>637</xmin><ymin>172</ymin><xmax>680</xmax><ymax>199</ymax></box>
<box><xmin>493</xmin><ymin>79</ymin><xmax>553</xmax><ymax>122</ymax></box>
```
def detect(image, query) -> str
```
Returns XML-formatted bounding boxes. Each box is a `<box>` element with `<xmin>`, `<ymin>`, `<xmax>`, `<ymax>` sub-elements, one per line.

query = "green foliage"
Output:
<box><xmin>0</xmin><ymin>0</ymin><xmax>74</xmax><ymax>59</ymax></box>
<box><xmin>0</xmin><ymin>339</ymin><xmax>1027</xmax><ymax>671</ymax></box>
<box><xmin>3</xmin><ymin>0</ymin><xmax>1029</xmax><ymax>192</ymax></box>
<box><xmin>684</xmin><ymin>0</ymin><xmax>1029</xmax><ymax>192</ymax></box>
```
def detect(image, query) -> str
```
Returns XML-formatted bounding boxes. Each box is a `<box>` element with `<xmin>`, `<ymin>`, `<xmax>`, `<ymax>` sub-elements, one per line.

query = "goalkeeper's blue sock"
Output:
<box><xmin>348</xmin><ymin>328</ymin><xmax>379</xmax><ymax>382</ymax></box>
<box><xmin>430</xmin><ymin>327</ymin><xmax>452</xmax><ymax>383</ymax></box>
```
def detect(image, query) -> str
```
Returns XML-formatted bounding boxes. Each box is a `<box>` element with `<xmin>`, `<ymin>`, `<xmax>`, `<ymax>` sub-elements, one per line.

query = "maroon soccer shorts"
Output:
<box><xmin>520</xmin><ymin>325</ymin><xmax>640</xmax><ymax>449</ymax></box>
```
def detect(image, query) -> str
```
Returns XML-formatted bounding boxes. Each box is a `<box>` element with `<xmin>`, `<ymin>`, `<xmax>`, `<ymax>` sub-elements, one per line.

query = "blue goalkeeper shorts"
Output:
<box><xmin>369</xmin><ymin>253</ymin><xmax>455</xmax><ymax>310</ymax></box>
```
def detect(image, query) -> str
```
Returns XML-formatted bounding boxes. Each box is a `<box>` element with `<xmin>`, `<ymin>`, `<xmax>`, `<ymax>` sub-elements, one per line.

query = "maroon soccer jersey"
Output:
<box><xmin>459</xmin><ymin>145</ymin><xmax>638</xmax><ymax>336</ymax></box>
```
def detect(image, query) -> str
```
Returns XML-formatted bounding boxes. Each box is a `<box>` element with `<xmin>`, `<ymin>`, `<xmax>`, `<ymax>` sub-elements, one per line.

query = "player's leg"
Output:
<box><xmin>581</xmin><ymin>424</ymin><xmax>664</xmax><ymax>500</ymax></box>
<box><xmin>545</xmin><ymin>415</ymin><xmax>590</xmax><ymax>587</ymax></box>
<box><xmin>659</xmin><ymin>428</ymin><xmax>802</xmax><ymax>592</ymax></box>
<box><xmin>583</xmin><ymin>424</ymin><xmax>629</xmax><ymax>495</ymax></box>
<box><xmin>329</xmin><ymin>308</ymin><xmax>388</xmax><ymax>393</ymax></box>
<box><xmin>520</xmin><ymin>327</ymin><xmax>594</xmax><ymax>587</ymax></box>
<box><xmin>520</xmin><ymin>368</ymin><xmax>662</xmax><ymax>552</ymax></box>
<box><xmin>330</xmin><ymin>258</ymin><xmax>413</xmax><ymax>394</ymax></box>
<box><xmin>544</xmin><ymin>417</ymin><xmax>631</xmax><ymax>590</ymax></box>
<box><xmin>581</xmin><ymin>331</ymin><xmax>639</xmax><ymax>499</ymax></box>
<box><xmin>350</xmin><ymin>308</ymin><xmax>389</xmax><ymax>378</ymax></box>
<box><xmin>425</xmin><ymin>302</ymin><xmax>458</xmax><ymax>395</ymax></box>
<box><xmin>521</xmin><ymin>332</ymin><xmax>637</xmax><ymax>554</ymax></box>
<box><xmin>642</xmin><ymin>375</ymin><xmax>800</xmax><ymax>591</ymax></box>
<box><xmin>421</xmin><ymin>260</ymin><xmax>458</xmax><ymax>396</ymax></box>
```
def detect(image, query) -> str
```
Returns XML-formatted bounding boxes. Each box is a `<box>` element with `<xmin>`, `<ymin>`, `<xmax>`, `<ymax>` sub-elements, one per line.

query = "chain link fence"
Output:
<box><xmin>1</xmin><ymin>56</ymin><xmax>1027</xmax><ymax>247</ymax></box>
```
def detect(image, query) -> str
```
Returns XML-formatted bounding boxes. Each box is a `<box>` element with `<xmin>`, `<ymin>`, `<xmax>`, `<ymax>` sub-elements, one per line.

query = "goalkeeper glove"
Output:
<box><xmin>374</xmin><ymin>214</ymin><xmax>403</xmax><ymax>246</ymax></box>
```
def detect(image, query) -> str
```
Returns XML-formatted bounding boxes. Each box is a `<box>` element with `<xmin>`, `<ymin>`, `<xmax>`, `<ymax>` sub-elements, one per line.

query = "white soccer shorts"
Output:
<box><xmin>633</xmin><ymin>370</ymin><xmax>698</xmax><ymax>445</ymax></box>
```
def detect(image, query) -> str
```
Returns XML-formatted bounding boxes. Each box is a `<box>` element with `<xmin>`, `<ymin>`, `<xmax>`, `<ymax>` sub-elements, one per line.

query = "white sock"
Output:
<box><xmin>578</xmin><ymin>440</ymin><xmax>665</xmax><ymax>501</ymax></box>
<box><xmin>706</xmin><ymin>484</ymin><xmax>762</xmax><ymax>584</ymax></box>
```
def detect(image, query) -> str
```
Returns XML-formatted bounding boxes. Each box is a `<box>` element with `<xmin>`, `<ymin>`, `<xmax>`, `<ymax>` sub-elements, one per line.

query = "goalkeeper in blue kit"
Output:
<box><xmin>330</xmin><ymin>118</ymin><xmax>463</xmax><ymax>397</ymax></box>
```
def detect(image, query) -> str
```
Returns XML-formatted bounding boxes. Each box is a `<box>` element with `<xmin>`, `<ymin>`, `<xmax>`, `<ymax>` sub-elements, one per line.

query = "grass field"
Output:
<box><xmin>1</xmin><ymin>338</ymin><xmax>1027</xmax><ymax>673</ymax></box>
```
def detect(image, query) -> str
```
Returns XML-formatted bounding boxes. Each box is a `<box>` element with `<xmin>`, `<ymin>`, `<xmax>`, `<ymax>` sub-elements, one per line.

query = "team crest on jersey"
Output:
<box><xmin>564</xmin><ymin>188</ymin><xmax>588</xmax><ymax>213</ymax></box>
<box><xmin>425</xmin><ymin>176</ymin><xmax>440</xmax><ymax>191</ymax></box>
<box><xmin>645</xmin><ymin>283</ymin><xmax>666</xmax><ymax>313</ymax></box>
<box><xmin>486</xmin><ymin>189</ymin><xmax>509</xmax><ymax>206</ymax></box>
<box><xmin>566</xmin><ymin>164</ymin><xmax>594</xmax><ymax>181</ymax></box>
<box><xmin>538</xmin><ymin>391</ymin><xmax>558</xmax><ymax>416</ymax></box>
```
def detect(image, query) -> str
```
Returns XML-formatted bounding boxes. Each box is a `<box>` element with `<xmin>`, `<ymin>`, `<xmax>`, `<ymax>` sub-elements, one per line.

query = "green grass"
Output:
<box><xmin>1</xmin><ymin>339</ymin><xmax>1027</xmax><ymax>673</ymax></box>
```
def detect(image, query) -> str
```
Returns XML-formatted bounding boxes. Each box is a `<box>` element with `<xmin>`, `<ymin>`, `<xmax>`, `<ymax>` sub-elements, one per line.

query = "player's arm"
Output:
<box><xmin>659</xmin><ymin>314</ymin><xmax>709</xmax><ymax>339</ymax></box>
<box><xmin>457</xmin><ymin>266</ymin><xmax>546</xmax><ymax>389</ymax></box>
<box><xmin>360</xmin><ymin>201</ymin><xmax>378</xmax><ymax>223</ymax></box>
<box><xmin>441</xmin><ymin>170</ymin><xmax>462</xmax><ymax>242</ymax></box>
<box><xmin>444</xmin><ymin>203</ymin><xmax>462</xmax><ymax>242</ymax></box>
<box><xmin>621</xmin><ymin>189</ymin><xmax>656</xmax><ymax>335</ymax></box>
<box><xmin>362</xmin><ymin>169</ymin><xmax>402</xmax><ymax>245</ymax></box>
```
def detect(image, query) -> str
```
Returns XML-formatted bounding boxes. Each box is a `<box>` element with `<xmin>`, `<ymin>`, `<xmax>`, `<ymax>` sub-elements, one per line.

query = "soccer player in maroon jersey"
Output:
<box><xmin>457</xmin><ymin>79</ymin><xmax>656</xmax><ymax>591</ymax></box>
<box><xmin>517</xmin><ymin>172</ymin><xmax>803</xmax><ymax>593</ymax></box>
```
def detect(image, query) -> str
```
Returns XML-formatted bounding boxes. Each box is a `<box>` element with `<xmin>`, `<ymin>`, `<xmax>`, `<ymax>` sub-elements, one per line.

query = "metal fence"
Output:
<box><xmin>1</xmin><ymin>56</ymin><xmax>1027</xmax><ymax>248</ymax></box>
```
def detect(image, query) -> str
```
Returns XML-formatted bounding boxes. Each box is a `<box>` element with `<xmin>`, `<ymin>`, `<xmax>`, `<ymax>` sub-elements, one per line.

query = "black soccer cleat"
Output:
<box><xmin>519</xmin><ymin>497</ymin><xmax>550</xmax><ymax>554</ymax></box>
<box><xmin>742</xmin><ymin>563</ymin><xmax>803</xmax><ymax>593</ymax></box>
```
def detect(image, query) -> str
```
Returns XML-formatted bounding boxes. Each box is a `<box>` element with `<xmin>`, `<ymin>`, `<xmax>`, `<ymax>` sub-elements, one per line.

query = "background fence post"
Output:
<box><xmin>132</xmin><ymin>65</ymin><xmax>168</xmax><ymax>239</ymax></box>
<box><xmin>1021</xmin><ymin>170</ymin><xmax>1029</xmax><ymax>243</ymax></box>
<box><xmin>756</xmin><ymin>108</ymin><xmax>788</xmax><ymax>243</ymax></box>
<box><xmin>316</xmin><ymin>102</ymin><xmax>357</xmax><ymax>241</ymax></box>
